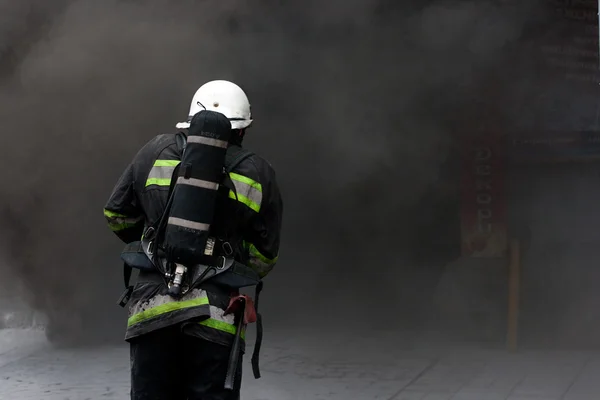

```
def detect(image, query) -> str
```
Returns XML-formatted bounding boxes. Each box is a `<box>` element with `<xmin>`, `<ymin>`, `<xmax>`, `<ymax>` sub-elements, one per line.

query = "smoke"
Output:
<box><xmin>0</xmin><ymin>0</ymin><xmax>543</xmax><ymax>344</ymax></box>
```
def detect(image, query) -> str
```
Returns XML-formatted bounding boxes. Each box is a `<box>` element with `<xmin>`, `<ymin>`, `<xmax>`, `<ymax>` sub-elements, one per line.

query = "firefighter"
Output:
<box><xmin>103</xmin><ymin>80</ymin><xmax>283</xmax><ymax>400</ymax></box>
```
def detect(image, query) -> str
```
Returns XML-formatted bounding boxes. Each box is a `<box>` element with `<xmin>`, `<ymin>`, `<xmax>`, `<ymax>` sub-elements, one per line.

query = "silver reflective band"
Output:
<box><xmin>176</xmin><ymin>177</ymin><xmax>219</xmax><ymax>190</ymax></box>
<box><xmin>187</xmin><ymin>136</ymin><xmax>228</xmax><ymax>148</ymax></box>
<box><xmin>148</xmin><ymin>165</ymin><xmax>177</xmax><ymax>180</ymax></box>
<box><xmin>231</xmin><ymin>180</ymin><xmax>262</xmax><ymax>207</ymax></box>
<box><xmin>168</xmin><ymin>217</ymin><xmax>210</xmax><ymax>231</ymax></box>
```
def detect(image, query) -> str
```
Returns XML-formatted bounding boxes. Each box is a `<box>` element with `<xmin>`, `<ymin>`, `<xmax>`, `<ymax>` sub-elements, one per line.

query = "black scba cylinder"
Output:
<box><xmin>164</xmin><ymin>110</ymin><xmax>232</xmax><ymax>264</ymax></box>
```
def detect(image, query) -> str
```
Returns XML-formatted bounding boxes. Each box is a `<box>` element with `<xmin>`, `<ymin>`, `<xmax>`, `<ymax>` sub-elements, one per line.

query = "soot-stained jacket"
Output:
<box><xmin>103</xmin><ymin>131</ymin><xmax>283</xmax><ymax>344</ymax></box>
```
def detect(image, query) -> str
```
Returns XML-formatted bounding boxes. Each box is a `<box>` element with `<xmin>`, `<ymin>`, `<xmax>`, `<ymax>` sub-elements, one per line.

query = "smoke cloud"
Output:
<box><xmin>0</xmin><ymin>0</ymin><xmax>558</xmax><ymax>345</ymax></box>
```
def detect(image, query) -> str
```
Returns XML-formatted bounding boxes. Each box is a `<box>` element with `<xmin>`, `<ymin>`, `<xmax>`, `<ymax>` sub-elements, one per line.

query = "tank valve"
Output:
<box><xmin>168</xmin><ymin>264</ymin><xmax>187</xmax><ymax>297</ymax></box>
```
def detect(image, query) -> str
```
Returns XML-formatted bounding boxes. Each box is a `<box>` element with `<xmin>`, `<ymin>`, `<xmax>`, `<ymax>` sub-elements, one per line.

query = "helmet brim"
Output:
<box><xmin>230</xmin><ymin>119</ymin><xmax>253</xmax><ymax>130</ymax></box>
<box><xmin>175</xmin><ymin>119</ymin><xmax>252</xmax><ymax>130</ymax></box>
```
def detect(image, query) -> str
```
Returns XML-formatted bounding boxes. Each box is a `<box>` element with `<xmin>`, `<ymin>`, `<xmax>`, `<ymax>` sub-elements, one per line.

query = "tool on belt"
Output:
<box><xmin>223</xmin><ymin>283</ymin><xmax>264</xmax><ymax>389</ymax></box>
<box><xmin>223</xmin><ymin>295</ymin><xmax>248</xmax><ymax>390</ymax></box>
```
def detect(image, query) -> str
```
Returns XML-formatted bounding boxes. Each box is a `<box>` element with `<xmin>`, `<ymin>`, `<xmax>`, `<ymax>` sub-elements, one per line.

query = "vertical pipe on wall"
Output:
<box><xmin>507</xmin><ymin>239</ymin><xmax>521</xmax><ymax>352</ymax></box>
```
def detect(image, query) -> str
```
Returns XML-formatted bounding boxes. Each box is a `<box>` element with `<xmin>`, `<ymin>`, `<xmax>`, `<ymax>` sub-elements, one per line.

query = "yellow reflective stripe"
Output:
<box><xmin>154</xmin><ymin>160</ymin><xmax>180</xmax><ymax>167</ymax></box>
<box><xmin>228</xmin><ymin>190</ymin><xmax>260</xmax><ymax>212</ymax></box>
<box><xmin>244</xmin><ymin>241</ymin><xmax>277</xmax><ymax>278</ymax></box>
<box><xmin>127</xmin><ymin>296</ymin><xmax>209</xmax><ymax>327</ymax></box>
<box><xmin>249</xmin><ymin>243</ymin><xmax>278</xmax><ymax>265</ymax></box>
<box><xmin>228</xmin><ymin>173</ymin><xmax>262</xmax><ymax>212</ymax></box>
<box><xmin>229</xmin><ymin>173</ymin><xmax>262</xmax><ymax>192</ymax></box>
<box><xmin>199</xmin><ymin>318</ymin><xmax>246</xmax><ymax>339</ymax></box>
<box><xmin>146</xmin><ymin>159</ymin><xmax>180</xmax><ymax>187</ymax></box>
<box><xmin>145</xmin><ymin>178</ymin><xmax>172</xmax><ymax>187</ymax></box>
<box><xmin>104</xmin><ymin>209</ymin><xmax>142</xmax><ymax>231</ymax></box>
<box><xmin>103</xmin><ymin>209</ymin><xmax>127</xmax><ymax>218</ymax></box>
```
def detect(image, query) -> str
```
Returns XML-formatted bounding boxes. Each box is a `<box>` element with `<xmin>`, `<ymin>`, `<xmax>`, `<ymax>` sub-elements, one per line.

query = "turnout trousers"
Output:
<box><xmin>129</xmin><ymin>324</ymin><xmax>242</xmax><ymax>400</ymax></box>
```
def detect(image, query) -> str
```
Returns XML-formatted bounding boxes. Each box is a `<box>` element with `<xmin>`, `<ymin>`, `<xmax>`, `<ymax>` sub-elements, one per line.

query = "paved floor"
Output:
<box><xmin>1</xmin><ymin>329</ymin><xmax>600</xmax><ymax>400</ymax></box>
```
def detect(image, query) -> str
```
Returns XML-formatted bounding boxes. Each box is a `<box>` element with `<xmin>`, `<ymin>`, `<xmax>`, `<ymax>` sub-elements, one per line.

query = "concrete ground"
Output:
<box><xmin>1</xmin><ymin>328</ymin><xmax>600</xmax><ymax>400</ymax></box>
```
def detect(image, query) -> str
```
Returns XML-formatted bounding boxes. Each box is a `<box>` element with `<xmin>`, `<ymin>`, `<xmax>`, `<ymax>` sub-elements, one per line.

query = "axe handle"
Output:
<box><xmin>224</xmin><ymin>298</ymin><xmax>246</xmax><ymax>390</ymax></box>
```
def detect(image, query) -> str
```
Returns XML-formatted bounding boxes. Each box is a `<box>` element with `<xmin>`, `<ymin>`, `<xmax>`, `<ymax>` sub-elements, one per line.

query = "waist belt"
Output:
<box><xmin>119</xmin><ymin>240</ymin><xmax>260</xmax><ymax>290</ymax></box>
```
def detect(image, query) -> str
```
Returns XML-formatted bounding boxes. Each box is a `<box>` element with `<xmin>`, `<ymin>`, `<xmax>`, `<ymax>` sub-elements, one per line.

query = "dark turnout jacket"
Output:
<box><xmin>103</xmin><ymin>131</ymin><xmax>283</xmax><ymax>344</ymax></box>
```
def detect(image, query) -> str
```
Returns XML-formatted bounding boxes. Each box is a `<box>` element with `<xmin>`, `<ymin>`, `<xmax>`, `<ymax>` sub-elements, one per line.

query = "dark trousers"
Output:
<box><xmin>129</xmin><ymin>325</ymin><xmax>242</xmax><ymax>400</ymax></box>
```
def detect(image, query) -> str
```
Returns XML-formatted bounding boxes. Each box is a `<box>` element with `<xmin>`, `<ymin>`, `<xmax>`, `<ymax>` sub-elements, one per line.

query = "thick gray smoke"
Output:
<box><xmin>0</xmin><ymin>0</ymin><xmax>545</xmax><ymax>344</ymax></box>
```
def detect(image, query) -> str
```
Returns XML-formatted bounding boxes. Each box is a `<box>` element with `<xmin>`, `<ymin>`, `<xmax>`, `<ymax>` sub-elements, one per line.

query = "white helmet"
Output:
<box><xmin>176</xmin><ymin>80</ymin><xmax>253</xmax><ymax>130</ymax></box>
